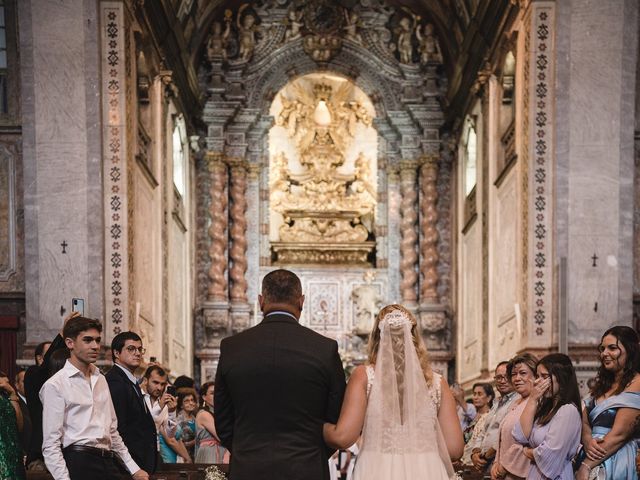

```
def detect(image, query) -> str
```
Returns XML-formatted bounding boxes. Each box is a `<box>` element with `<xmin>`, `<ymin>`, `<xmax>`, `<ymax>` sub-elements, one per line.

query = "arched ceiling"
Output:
<box><xmin>141</xmin><ymin>0</ymin><xmax>516</xmax><ymax>126</ymax></box>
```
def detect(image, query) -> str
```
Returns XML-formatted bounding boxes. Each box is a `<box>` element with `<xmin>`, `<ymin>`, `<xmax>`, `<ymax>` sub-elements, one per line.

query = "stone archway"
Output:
<box><xmin>193</xmin><ymin>0</ymin><xmax>454</xmax><ymax>379</ymax></box>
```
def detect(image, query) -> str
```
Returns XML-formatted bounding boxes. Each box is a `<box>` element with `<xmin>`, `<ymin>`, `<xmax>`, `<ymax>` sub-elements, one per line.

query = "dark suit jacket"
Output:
<box><xmin>106</xmin><ymin>364</ymin><xmax>157</xmax><ymax>473</ymax></box>
<box><xmin>23</xmin><ymin>333</ymin><xmax>66</xmax><ymax>464</ymax></box>
<box><xmin>214</xmin><ymin>313</ymin><xmax>346</xmax><ymax>480</ymax></box>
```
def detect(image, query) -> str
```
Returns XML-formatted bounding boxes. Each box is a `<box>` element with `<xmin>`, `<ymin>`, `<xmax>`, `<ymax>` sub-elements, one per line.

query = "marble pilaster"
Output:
<box><xmin>399</xmin><ymin>160</ymin><xmax>419</xmax><ymax>307</ymax></box>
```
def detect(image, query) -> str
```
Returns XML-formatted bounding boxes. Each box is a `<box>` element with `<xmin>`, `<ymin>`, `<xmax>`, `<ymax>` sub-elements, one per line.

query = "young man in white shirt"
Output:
<box><xmin>40</xmin><ymin>316</ymin><xmax>149</xmax><ymax>480</ymax></box>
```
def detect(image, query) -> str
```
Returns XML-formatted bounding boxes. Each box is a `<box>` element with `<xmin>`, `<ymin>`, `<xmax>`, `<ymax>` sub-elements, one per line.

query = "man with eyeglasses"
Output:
<box><xmin>465</xmin><ymin>361</ymin><xmax>518</xmax><ymax>473</ymax></box>
<box><xmin>106</xmin><ymin>331</ymin><xmax>158</xmax><ymax>474</ymax></box>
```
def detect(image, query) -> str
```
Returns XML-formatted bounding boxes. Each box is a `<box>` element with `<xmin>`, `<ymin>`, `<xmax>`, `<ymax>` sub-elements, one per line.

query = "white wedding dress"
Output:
<box><xmin>352</xmin><ymin>314</ymin><xmax>456</xmax><ymax>480</ymax></box>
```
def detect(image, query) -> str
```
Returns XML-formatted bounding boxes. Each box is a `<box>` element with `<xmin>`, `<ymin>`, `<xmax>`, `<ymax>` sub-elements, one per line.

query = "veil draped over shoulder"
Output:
<box><xmin>354</xmin><ymin>311</ymin><xmax>456</xmax><ymax>480</ymax></box>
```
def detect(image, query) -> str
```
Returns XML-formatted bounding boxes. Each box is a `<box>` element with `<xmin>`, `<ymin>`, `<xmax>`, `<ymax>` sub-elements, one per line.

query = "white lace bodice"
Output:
<box><xmin>365</xmin><ymin>364</ymin><xmax>442</xmax><ymax>411</ymax></box>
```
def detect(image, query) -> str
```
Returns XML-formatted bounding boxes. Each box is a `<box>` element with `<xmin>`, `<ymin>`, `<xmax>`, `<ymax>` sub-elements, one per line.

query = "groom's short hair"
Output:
<box><xmin>261</xmin><ymin>269</ymin><xmax>302</xmax><ymax>304</ymax></box>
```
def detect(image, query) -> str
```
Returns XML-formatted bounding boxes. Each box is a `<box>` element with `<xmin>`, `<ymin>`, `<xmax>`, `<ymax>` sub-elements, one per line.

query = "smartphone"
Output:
<box><xmin>166</xmin><ymin>385</ymin><xmax>176</xmax><ymax>396</ymax></box>
<box><xmin>72</xmin><ymin>298</ymin><xmax>84</xmax><ymax>316</ymax></box>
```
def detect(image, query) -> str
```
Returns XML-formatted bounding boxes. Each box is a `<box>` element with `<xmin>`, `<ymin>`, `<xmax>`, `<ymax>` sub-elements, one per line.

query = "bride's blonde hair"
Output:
<box><xmin>367</xmin><ymin>304</ymin><xmax>433</xmax><ymax>386</ymax></box>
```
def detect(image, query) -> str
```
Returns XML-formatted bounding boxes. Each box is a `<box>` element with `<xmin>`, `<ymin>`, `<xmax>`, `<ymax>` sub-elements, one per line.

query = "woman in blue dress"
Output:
<box><xmin>577</xmin><ymin>326</ymin><xmax>640</xmax><ymax>480</ymax></box>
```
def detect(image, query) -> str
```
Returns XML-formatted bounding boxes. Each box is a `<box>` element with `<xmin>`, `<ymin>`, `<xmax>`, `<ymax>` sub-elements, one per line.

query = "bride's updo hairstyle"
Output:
<box><xmin>367</xmin><ymin>304</ymin><xmax>433</xmax><ymax>386</ymax></box>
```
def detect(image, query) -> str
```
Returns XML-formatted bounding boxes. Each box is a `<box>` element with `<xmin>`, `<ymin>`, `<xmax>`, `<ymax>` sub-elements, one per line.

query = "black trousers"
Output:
<box><xmin>62</xmin><ymin>449</ymin><xmax>127</xmax><ymax>480</ymax></box>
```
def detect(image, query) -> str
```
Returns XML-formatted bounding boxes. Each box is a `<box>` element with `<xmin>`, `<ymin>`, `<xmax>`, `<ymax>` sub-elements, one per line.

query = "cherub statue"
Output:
<box><xmin>416</xmin><ymin>23</ymin><xmax>443</xmax><ymax>65</ymax></box>
<box><xmin>207</xmin><ymin>18</ymin><xmax>231</xmax><ymax>61</ymax></box>
<box><xmin>343</xmin><ymin>10</ymin><xmax>363</xmax><ymax>44</ymax></box>
<box><xmin>284</xmin><ymin>7</ymin><xmax>303</xmax><ymax>42</ymax></box>
<box><xmin>237</xmin><ymin>4</ymin><xmax>258</xmax><ymax>61</ymax></box>
<box><xmin>396</xmin><ymin>13</ymin><xmax>418</xmax><ymax>64</ymax></box>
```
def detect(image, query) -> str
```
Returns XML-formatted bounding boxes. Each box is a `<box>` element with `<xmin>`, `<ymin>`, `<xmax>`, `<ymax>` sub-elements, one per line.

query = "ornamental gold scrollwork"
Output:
<box><xmin>270</xmin><ymin>78</ymin><xmax>377</xmax><ymax>264</ymax></box>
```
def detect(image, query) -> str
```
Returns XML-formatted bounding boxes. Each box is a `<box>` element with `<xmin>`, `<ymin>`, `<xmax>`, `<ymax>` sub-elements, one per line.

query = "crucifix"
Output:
<box><xmin>591</xmin><ymin>253</ymin><xmax>598</xmax><ymax>267</ymax></box>
<box><xmin>61</xmin><ymin>240</ymin><xmax>68</xmax><ymax>254</ymax></box>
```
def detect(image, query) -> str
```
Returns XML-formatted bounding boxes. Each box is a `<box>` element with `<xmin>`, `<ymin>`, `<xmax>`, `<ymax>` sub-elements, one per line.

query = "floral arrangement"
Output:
<box><xmin>204</xmin><ymin>465</ymin><xmax>227</xmax><ymax>480</ymax></box>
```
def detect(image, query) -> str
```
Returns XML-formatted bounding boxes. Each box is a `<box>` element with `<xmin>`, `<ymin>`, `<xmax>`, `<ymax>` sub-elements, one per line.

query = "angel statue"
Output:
<box><xmin>284</xmin><ymin>7</ymin><xmax>303</xmax><ymax>42</ymax></box>
<box><xmin>237</xmin><ymin>4</ymin><xmax>258</xmax><ymax>61</ymax></box>
<box><xmin>416</xmin><ymin>23</ymin><xmax>443</xmax><ymax>65</ymax></box>
<box><xmin>207</xmin><ymin>17</ymin><xmax>231</xmax><ymax>61</ymax></box>
<box><xmin>395</xmin><ymin>12</ymin><xmax>418</xmax><ymax>64</ymax></box>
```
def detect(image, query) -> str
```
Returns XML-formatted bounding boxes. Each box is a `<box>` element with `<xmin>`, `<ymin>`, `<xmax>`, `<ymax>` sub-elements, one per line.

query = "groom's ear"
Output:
<box><xmin>299</xmin><ymin>295</ymin><xmax>305</xmax><ymax>311</ymax></box>
<box><xmin>258</xmin><ymin>294</ymin><xmax>264</xmax><ymax>311</ymax></box>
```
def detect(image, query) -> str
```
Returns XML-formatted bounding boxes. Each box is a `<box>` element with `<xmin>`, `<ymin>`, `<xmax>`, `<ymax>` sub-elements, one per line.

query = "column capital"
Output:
<box><xmin>419</xmin><ymin>153</ymin><xmax>439</xmax><ymax>168</ymax></box>
<box><xmin>225</xmin><ymin>157</ymin><xmax>250</xmax><ymax>171</ymax></box>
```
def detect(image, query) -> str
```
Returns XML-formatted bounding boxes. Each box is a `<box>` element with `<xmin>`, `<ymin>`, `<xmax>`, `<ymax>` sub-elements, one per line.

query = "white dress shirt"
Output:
<box><xmin>40</xmin><ymin>359</ymin><xmax>140</xmax><ymax>480</ymax></box>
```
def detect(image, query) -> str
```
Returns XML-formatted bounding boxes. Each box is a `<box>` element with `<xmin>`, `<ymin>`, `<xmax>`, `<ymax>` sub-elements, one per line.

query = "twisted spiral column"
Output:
<box><xmin>419</xmin><ymin>155</ymin><xmax>440</xmax><ymax>303</ymax></box>
<box><xmin>399</xmin><ymin>160</ymin><xmax>419</xmax><ymax>305</ymax></box>
<box><xmin>228</xmin><ymin>159</ymin><xmax>249</xmax><ymax>303</ymax></box>
<box><xmin>207</xmin><ymin>153</ymin><xmax>229</xmax><ymax>301</ymax></box>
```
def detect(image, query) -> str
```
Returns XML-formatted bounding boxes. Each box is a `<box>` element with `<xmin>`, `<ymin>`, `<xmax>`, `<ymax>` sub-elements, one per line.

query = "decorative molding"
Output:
<box><xmin>101</xmin><ymin>2</ymin><xmax>129</xmax><ymax>340</ymax></box>
<box><xmin>527</xmin><ymin>3</ymin><xmax>555</xmax><ymax>343</ymax></box>
<box><xmin>0</xmin><ymin>144</ymin><xmax>16</xmax><ymax>281</ymax></box>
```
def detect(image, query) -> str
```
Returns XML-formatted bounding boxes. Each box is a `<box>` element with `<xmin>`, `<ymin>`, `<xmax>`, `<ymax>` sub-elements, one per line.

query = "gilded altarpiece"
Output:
<box><xmin>196</xmin><ymin>0</ymin><xmax>454</xmax><ymax>379</ymax></box>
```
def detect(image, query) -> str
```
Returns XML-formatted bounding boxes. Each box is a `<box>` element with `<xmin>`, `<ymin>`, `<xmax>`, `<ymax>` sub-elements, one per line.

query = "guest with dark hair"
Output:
<box><xmin>512</xmin><ymin>353</ymin><xmax>582</xmax><ymax>479</ymax></box>
<box><xmin>195</xmin><ymin>382</ymin><xmax>229</xmax><ymax>464</ymax></box>
<box><xmin>23</xmin><ymin>313</ymin><xmax>76</xmax><ymax>471</ymax></box>
<box><xmin>174</xmin><ymin>375</ymin><xmax>195</xmax><ymax>390</ymax></box>
<box><xmin>175</xmin><ymin>388</ymin><xmax>198</xmax><ymax>461</ymax></box>
<box><xmin>40</xmin><ymin>317</ymin><xmax>148</xmax><ymax>480</ymax></box>
<box><xmin>491</xmin><ymin>352</ymin><xmax>539</xmax><ymax>480</ymax></box>
<box><xmin>462</xmin><ymin>361</ymin><xmax>518</xmax><ymax>473</ymax></box>
<box><xmin>0</xmin><ymin>370</ymin><xmax>25</xmax><ymax>479</ymax></box>
<box><xmin>577</xmin><ymin>326</ymin><xmax>640</xmax><ymax>480</ymax></box>
<box><xmin>48</xmin><ymin>348</ymin><xmax>70</xmax><ymax>377</ymax></box>
<box><xmin>464</xmin><ymin>383</ymin><xmax>495</xmax><ymax>441</ymax></box>
<box><xmin>106</xmin><ymin>331</ymin><xmax>157</xmax><ymax>473</ymax></box>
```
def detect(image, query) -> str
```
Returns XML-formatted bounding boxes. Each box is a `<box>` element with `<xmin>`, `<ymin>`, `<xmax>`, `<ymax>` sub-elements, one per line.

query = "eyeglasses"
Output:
<box><xmin>493</xmin><ymin>375</ymin><xmax>508</xmax><ymax>382</ymax></box>
<box><xmin>124</xmin><ymin>345</ymin><xmax>146</xmax><ymax>355</ymax></box>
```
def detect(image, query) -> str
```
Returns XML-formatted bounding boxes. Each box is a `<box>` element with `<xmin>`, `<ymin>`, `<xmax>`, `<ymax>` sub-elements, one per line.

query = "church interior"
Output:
<box><xmin>0</xmin><ymin>0</ymin><xmax>638</xmax><ymax>391</ymax></box>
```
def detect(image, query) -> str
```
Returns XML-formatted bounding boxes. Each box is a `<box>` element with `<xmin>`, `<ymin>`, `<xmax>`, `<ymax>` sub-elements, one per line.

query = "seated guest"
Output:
<box><xmin>106</xmin><ymin>332</ymin><xmax>157</xmax><ymax>473</ymax></box>
<box><xmin>463</xmin><ymin>382</ymin><xmax>494</xmax><ymax>443</ymax></box>
<box><xmin>512</xmin><ymin>353</ymin><xmax>582</xmax><ymax>480</ymax></box>
<box><xmin>491</xmin><ymin>353</ymin><xmax>538</xmax><ymax>480</ymax></box>
<box><xmin>195</xmin><ymin>382</ymin><xmax>229</xmax><ymax>464</ymax></box>
<box><xmin>40</xmin><ymin>316</ymin><xmax>148</xmax><ymax>480</ymax></box>
<box><xmin>577</xmin><ymin>326</ymin><xmax>640</xmax><ymax>480</ymax></box>
<box><xmin>0</xmin><ymin>371</ymin><xmax>25</xmax><ymax>480</ymax></box>
<box><xmin>461</xmin><ymin>362</ymin><xmax>517</xmax><ymax>471</ymax></box>
<box><xmin>175</xmin><ymin>388</ymin><xmax>198</xmax><ymax>461</ymax></box>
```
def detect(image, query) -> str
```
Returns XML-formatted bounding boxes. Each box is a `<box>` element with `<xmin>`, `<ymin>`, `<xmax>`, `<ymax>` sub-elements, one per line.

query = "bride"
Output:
<box><xmin>323</xmin><ymin>304</ymin><xmax>463</xmax><ymax>479</ymax></box>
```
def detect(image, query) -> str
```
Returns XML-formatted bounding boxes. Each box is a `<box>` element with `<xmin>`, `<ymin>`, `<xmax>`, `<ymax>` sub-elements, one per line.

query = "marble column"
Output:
<box><xmin>227</xmin><ymin>157</ymin><xmax>251</xmax><ymax>333</ymax></box>
<box><xmin>399</xmin><ymin>160</ymin><xmax>419</xmax><ymax>307</ymax></box>
<box><xmin>201</xmin><ymin>152</ymin><xmax>230</xmax><ymax>353</ymax></box>
<box><xmin>419</xmin><ymin>154</ymin><xmax>440</xmax><ymax>303</ymax></box>
<box><xmin>418</xmin><ymin>154</ymin><xmax>449</xmax><ymax>350</ymax></box>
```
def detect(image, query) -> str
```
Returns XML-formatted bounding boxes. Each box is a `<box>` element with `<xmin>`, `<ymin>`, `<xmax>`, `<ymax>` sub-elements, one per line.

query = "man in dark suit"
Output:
<box><xmin>106</xmin><ymin>332</ymin><xmax>157</xmax><ymax>474</ymax></box>
<box><xmin>214</xmin><ymin>269</ymin><xmax>346</xmax><ymax>480</ymax></box>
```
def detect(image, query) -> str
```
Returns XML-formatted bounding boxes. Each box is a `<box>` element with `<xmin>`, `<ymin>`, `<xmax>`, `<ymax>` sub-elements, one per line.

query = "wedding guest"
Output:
<box><xmin>40</xmin><ymin>316</ymin><xmax>148</xmax><ymax>480</ymax></box>
<box><xmin>512</xmin><ymin>353</ymin><xmax>582</xmax><ymax>479</ymax></box>
<box><xmin>491</xmin><ymin>352</ymin><xmax>538</xmax><ymax>480</ymax></box>
<box><xmin>195</xmin><ymin>382</ymin><xmax>228</xmax><ymax>464</ymax></box>
<box><xmin>23</xmin><ymin>314</ymin><xmax>75</xmax><ymax>471</ymax></box>
<box><xmin>464</xmin><ymin>361</ymin><xmax>518</xmax><ymax>472</ymax></box>
<box><xmin>463</xmin><ymin>383</ymin><xmax>494</xmax><ymax>443</ymax></box>
<box><xmin>14</xmin><ymin>370</ymin><xmax>26</xmax><ymax>405</ymax></box>
<box><xmin>453</xmin><ymin>383</ymin><xmax>477</xmax><ymax>430</ymax></box>
<box><xmin>175</xmin><ymin>388</ymin><xmax>198</xmax><ymax>461</ymax></box>
<box><xmin>577</xmin><ymin>326</ymin><xmax>640</xmax><ymax>480</ymax></box>
<box><xmin>0</xmin><ymin>370</ymin><xmax>25</xmax><ymax>480</ymax></box>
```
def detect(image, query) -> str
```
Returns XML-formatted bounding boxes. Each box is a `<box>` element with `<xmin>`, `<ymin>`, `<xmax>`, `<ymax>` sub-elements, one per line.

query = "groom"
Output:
<box><xmin>214</xmin><ymin>269</ymin><xmax>346</xmax><ymax>480</ymax></box>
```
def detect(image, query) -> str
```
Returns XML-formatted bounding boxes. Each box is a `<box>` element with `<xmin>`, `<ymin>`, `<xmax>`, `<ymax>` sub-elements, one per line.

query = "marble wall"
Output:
<box><xmin>19</xmin><ymin>0</ymin><xmax>103</xmax><ymax>342</ymax></box>
<box><xmin>555</xmin><ymin>0</ymin><xmax>638</xmax><ymax>342</ymax></box>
